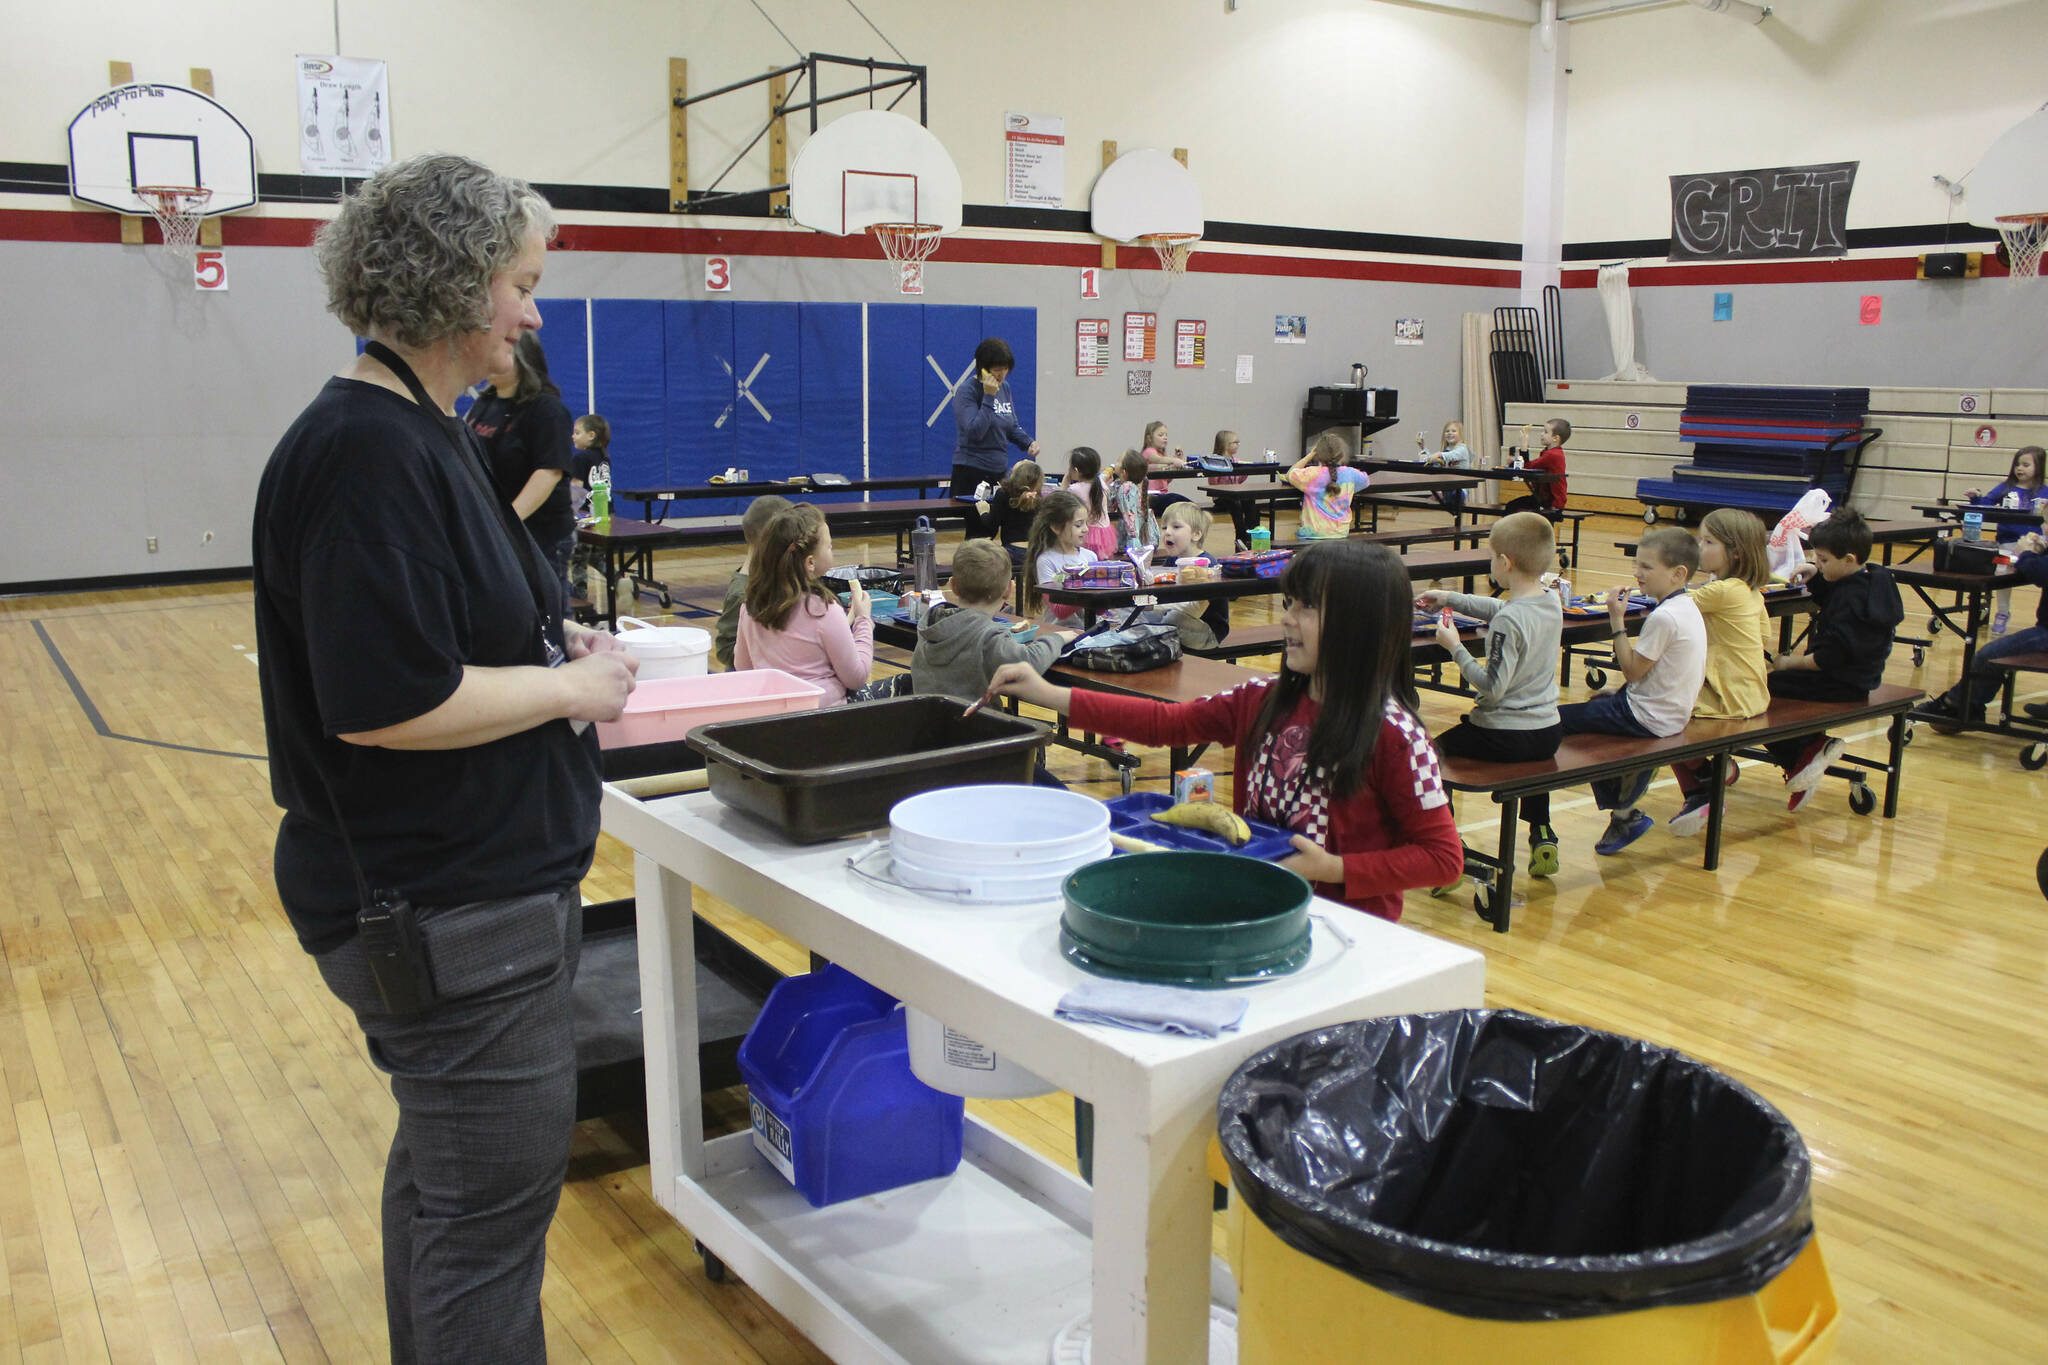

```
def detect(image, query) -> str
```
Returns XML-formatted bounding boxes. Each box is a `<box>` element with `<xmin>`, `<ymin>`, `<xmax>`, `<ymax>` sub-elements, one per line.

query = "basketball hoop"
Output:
<box><xmin>868</xmin><ymin>221</ymin><xmax>944</xmax><ymax>294</ymax></box>
<box><xmin>1996</xmin><ymin>212</ymin><xmax>2047</xmax><ymax>279</ymax></box>
<box><xmin>135</xmin><ymin>184</ymin><xmax>212</xmax><ymax>258</ymax></box>
<box><xmin>1136</xmin><ymin>231</ymin><xmax>1199</xmax><ymax>278</ymax></box>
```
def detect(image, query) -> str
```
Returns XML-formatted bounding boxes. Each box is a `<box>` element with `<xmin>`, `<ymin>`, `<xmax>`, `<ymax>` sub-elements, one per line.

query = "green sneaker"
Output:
<box><xmin>1527</xmin><ymin>825</ymin><xmax>1560</xmax><ymax>878</ymax></box>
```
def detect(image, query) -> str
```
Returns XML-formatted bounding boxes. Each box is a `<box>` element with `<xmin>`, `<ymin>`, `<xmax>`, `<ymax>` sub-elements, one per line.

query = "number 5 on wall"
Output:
<box><xmin>193</xmin><ymin>249</ymin><xmax>228</xmax><ymax>291</ymax></box>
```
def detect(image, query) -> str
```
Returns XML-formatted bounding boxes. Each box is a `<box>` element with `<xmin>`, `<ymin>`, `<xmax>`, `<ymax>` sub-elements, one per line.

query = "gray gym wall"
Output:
<box><xmin>0</xmin><ymin>236</ymin><xmax>1514</xmax><ymax>587</ymax></box>
<box><xmin>1559</xmin><ymin>278</ymin><xmax>2048</xmax><ymax>388</ymax></box>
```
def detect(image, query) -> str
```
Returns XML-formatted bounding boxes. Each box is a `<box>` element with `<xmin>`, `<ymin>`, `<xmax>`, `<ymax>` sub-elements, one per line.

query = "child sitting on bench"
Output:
<box><xmin>1666</xmin><ymin>509</ymin><xmax>1773</xmax><ymax>836</ymax></box>
<box><xmin>1525</xmin><ymin>527</ymin><xmax>1706</xmax><ymax>859</ymax></box>
<box><xmin>1767</xmin><ymin>509</ymin><xmax>1904</xmax><ymax>806</ymax></box>
<box><xmin>1506</xmin><ymin>418</ymin><xmax>1570</xmax><ymax>518</ymax></box>
<box><xmin>1419</xmin><ymin>512</ymin><xmax>1565</xmax><ymax>877</ymax></box>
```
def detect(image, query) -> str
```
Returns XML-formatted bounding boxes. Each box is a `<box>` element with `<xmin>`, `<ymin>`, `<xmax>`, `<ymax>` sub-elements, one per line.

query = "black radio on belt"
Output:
<box><xmin>358</xmin><ymin>890</ymin><xmax>438</xmax><ymax>1017</ymax></box>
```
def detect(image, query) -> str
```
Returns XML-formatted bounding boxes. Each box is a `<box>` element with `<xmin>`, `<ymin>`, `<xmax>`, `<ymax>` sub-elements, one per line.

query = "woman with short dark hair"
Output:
<box><xmin>949</xmin><ymin>335</ymin><xmax>1040</xmax><ymax>497</ymax></box>
<box><xmin>466</xmin><ymin>332</ymin><xmax>579</xmax><ymax>587</ymax></box>
<box><xmin>252</xmin><ymin>152</ymin><xmax>637</xmax><ymax>1364</ymax></box>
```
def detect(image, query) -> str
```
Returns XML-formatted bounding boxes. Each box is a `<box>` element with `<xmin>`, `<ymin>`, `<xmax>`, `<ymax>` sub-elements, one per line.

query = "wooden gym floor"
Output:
<box><xmin>2</xmin><ymin>508</ymin><xmax>2044</xmax><ymax>1363</ymax></box>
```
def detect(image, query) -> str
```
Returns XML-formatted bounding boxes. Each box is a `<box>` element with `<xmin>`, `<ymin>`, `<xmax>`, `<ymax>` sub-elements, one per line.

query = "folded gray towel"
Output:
<box><xmin>1055</xmin><ymin>980</ymin><xmax>1249</xmax><ymax>1038</ymax></box>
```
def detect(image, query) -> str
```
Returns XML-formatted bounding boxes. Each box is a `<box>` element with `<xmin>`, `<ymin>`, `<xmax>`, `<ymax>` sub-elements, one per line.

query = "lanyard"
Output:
<box><xmin>362</xmin><ymin>340</ymin><xmax>560</xmax><ymax>665</ymax></box>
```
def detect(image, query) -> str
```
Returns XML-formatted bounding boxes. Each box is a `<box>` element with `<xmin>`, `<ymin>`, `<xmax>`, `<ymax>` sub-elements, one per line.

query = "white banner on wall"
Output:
<box><xmin>296</xmin><ymin>55</ymin><xmax>391</xmax><ymax>177</ymax></box>
<box><xmin>1004</xmin><ymin>112</ymin><xmax>1064</xmax><ymax>209</ymax></box>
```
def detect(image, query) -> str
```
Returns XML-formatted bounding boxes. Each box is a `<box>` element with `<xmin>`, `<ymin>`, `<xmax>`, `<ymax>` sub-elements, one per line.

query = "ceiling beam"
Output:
<box><xmin>1384</xmin><ymin>0</ymin><xmax>1542</xmax><ymax>24</ymax></box>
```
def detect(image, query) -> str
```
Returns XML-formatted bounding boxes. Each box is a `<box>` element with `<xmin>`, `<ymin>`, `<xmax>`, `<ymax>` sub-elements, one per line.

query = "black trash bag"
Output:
<box><xmin>1216</xmin><ymin>1009</ymin><xmax>1813</xmax><ymax>1322</ymax></box>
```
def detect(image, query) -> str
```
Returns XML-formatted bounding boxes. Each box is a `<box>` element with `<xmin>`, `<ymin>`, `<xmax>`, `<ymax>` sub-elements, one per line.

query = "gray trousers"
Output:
<box><xmin>315</xmin><ymin>888</ymin><xmax>583</xmax><ymax>1364</ymax></box>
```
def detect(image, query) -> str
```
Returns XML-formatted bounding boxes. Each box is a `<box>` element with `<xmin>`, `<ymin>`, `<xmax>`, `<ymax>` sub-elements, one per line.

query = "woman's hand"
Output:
<box><xmin>564</xmin><ymin>621</ymin><xmax>628</xmax><ymax>660</ymax></box>
<box><xmin>980</xmin><ymin>368</ymin><xmax>1001</xmax><ymax>395</ymax></box>
<box><xmin>1280</xmin><ymin>835</ymin><xmax>1344</xmax><ymax>885</ymax></box>
<box><xmin>1026</xmin><ymin>440</ymin><xmax>1042</xmax><ymax>458</ymax></box>
<box><xmin>847</xmin><ymin>578</ymin><xmax>871</xmax><ymax>620</ymax></box>
<box><xmin>979</xmin><ymin>661</ymin><xmax>1070</xmax><ymax>714</ymax></box>
<box><xmin>559</xmin><ymin>652</ymin><xmax>638</xmax><ymax>723</ymax></box>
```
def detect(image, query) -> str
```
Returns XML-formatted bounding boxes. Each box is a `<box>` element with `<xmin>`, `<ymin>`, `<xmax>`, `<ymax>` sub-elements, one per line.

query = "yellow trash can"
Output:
<box><xmin>1212</xmin><ymin>1010</ymin><xmax>1841</xmax><ymax>1365</ymax></box>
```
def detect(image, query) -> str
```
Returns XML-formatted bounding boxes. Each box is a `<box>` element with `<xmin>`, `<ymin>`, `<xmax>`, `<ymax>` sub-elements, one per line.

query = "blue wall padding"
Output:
<box><xmin>589</xmin><ymin>299</ymin><xmax>667</xmax><ymax>498</ymax></box>
<box><xmin>797</xmin><ymin>303</ymin><xmax>865</xmax><ymax>503</ymax></box>
<box><xmin>732</xmin><ymin>303</ymin><xmax>802</xmax><ymax>481</ymax></box>
<box><xmin>662</xmin><ymin>301</ymin><xmax>737</xmax><ymax>515</ymax></box>
<box><xmin>536</xmin><ymin>299</ymin><xmax>589</xmax><ymax>420</ymax></box>
<box><xmin>920</xmin><ymin>305</ymin><xmax>984</xmax><ymax>475</ymax></box>
<box><xmin>864</xmin><ymin>303</ymin><xmax>926</xmax><ymax>482</ymax></box>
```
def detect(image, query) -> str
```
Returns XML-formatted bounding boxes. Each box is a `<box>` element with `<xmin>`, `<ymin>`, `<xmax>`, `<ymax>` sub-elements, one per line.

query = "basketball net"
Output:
<box><xmin>136</xmin><ymin>185</ymin><xmax>212</xmax><ymax>259</ymax></box>
<box><xmin>1997</xmin><ymin>213</ymin><xmax>2047</xmax><ymax>279</ymax></box>
<box><xmin>1137</xmin><ymin>232</ymin><xmax>1198</xmax><ymax>279</ymax></box>
<box><xmin>869</xmin><ymin>221</ymin><xmax>944</xmax><ymax>295</ymax></box>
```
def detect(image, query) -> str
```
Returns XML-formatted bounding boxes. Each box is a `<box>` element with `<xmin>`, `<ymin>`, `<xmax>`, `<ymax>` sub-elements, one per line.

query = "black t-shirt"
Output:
<box><xmin>252</xmin><ymin>377</ymin><xmax>601</xmax><ymax>952</ymax></box>
<box><xmin>466</xmin><ymin>388</ymin><xmax>577</xmax><ymax>548</ymax></box>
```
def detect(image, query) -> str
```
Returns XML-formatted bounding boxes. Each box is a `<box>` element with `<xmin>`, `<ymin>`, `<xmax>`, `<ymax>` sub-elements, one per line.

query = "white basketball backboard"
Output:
<box><xmin>1090</xmin><ymin>149</ymin><xmax>1204</xmax><ymax>244</ymax></box>
<box><xmin>68</xmin><ymin>83</ymin><xmax>258</xmax><ymax>215</ymax></box>
<box><xmin>1969</xmin><ymin>105</ymin><xmax>2048</xmax><ymax>226</ymax></box>
<box><xmin>789</xmin><ymin>110</ymin><xmax>962</xmax><ymax>235</ymax></box>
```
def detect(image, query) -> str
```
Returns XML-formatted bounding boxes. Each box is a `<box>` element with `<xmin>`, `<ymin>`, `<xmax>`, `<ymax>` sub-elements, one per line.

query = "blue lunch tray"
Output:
<box><xmin>1104</xmin><ymin>792</ymin><xmax>1298</xmax><ymax>862</ymax></box>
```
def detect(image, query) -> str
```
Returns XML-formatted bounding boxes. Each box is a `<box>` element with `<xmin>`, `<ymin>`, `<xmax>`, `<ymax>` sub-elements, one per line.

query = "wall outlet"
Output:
<box><xmin>147</xmin><ymin>537</ymin><xmax>158</xmax><ymax>553</ymax></box>
<box><xmin>202</xmin><ymin>530</ymin><xmax>214</xmax><ymax>544</ymax></box>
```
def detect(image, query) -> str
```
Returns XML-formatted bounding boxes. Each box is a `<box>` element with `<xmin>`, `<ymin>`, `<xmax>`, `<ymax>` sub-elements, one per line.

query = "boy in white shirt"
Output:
<box><xmin>1521</xmin><ymin>528</ymin><xmax>1706</xmax><ymax>860</ymax></box>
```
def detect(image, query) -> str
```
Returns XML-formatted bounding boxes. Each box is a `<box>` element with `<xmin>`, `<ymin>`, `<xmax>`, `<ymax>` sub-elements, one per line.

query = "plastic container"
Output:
<box><xmin>1103</xmin><ymin>792</ymin><xmax>1297</xmax><ymax>862</ymax></box>
<box><xmin>736</xmin><ymin>964</ymin><xmax>964</xmax><ymax>1207</ymax></box>
<box><xmin>613</xmin><ymin>617</ymin><xmax>712</xmax><ymax>680</ymax></box>
<box><xmin>886</xmin><ymin>785</ymin><xmax>1111</xmax><ymax>903</ymax></box>
<box><xmin>1211</xmin><ymin>1010</ymin><xmax>1839</xmax><ymax>1364</ymax></box>
<box><xmin>595</xmin><ymin>668</ymin><xmax>824</xmax><ymax>748</ymax></box>
<box><xmin>1060</xmin><ymin>852</ymin><xmax>1314</xmax><ymax>987</ymax></box>
<box><xmin>1962</xmin><ymin>509</ymin><xmax>1984</xmax><ymax>541</ymax></box>
<box><xmin>1247</xmin><ymin>526</ymin><xmax>1273</xmax><ymax>551</ymax></box>
<box><xmin>910</xmin><ymin>516</ymin><xmax>938</xmax><ymax>591</ymax></box>
<box><xmin>686</xmin><ymin>695</ymin><xmax>1052</xmax><ymax>842</ymax></box>
<box><xmin>903</xmin><ymin>1007</ymin><xmax>1054</xmax><ymax>1100</ymax></box>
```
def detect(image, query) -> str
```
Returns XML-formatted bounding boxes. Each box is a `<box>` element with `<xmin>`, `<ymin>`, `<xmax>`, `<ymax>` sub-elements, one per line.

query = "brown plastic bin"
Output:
<box><xmin>684</xmin><ymin>695</ymin><xmax>1052</xmax><ymax>842</ymax></box>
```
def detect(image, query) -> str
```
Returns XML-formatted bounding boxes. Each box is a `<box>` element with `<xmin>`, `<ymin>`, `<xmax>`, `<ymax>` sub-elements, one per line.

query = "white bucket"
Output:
<box><xmin>889</xmin><ymin>786</ymin><xmax>1111</xmax><ymax>879</ymax></box>
<box><xmin>614</xmin><ymin>617</ymin><xmax>711</xmax><ymax>680</ymax></box>
<box><xmin>889</xmin><ymin>841</ymin><xmax>1111</xmax><ymax>904</ymax></box>
<box><xmin>904</xmin><ymin>1007</ymin><xmax>1055</xmax><ymax>1099</ymax></box>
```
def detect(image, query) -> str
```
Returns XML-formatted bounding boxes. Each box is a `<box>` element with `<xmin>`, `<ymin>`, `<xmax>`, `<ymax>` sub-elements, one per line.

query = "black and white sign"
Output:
<box><xmin>1668</xmin><ymin>161</ymin><xmax>1857</xmax><ymax>261</ymax></box>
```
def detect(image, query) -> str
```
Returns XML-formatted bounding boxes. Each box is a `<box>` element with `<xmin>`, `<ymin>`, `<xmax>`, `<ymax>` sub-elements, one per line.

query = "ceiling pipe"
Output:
<box><xmin>1688</xmin><ymin>0</ymin><xmax>1771</xmax><ymax>22</ymax></box>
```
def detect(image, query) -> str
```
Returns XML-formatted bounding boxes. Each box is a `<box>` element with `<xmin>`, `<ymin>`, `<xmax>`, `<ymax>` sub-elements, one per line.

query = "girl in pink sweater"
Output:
<box><xmin>734</xmin><ymin>503</ymin><xmax>875</xmax><ymax>704</ymax></box>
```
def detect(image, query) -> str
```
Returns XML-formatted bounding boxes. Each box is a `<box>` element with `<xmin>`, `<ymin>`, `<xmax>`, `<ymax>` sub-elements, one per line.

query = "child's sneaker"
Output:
<box><xmin>1595</xmin><ymin>810</ymin><xmax>1653</xmax><ymax>856</ymax></box>
<box><xmin>1991</xmin><ymin>610</ymin><xmax>2010</xmax><ymax>636</ymax></box>
<box><xmin>1785</xmin><ymin>737</ymin><xmax>1846</xmax><ymax>795</ymax></box>
<box><xmin>1527</xmin><ymin>825</ymin><xmax>1560</xmax><ymax>878</ymax></box>
<box><xmin>1668</xmin><ymin>794</ymin><xmax>1712</xmax><ymax>837</ymax></box>
<box><xmin>1614</xmin><ymin>768</ymin><xmax>1655</xmax><ymax>811</ymax></box>
<box><xmin>1787</xmin><ymin>783</ymin><xmax>1820</xmax><ymax>815</ymax></box>
<box><xmin>1430</xmin><ymin>876</ymin><xmax>1463</xmax><ymax>898</ymax></box>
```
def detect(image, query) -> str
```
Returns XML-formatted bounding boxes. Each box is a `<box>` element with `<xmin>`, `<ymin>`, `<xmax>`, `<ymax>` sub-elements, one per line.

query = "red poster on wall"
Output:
<box><xmin>1076</xmin><ymin>318</ymin><xmax>1110</xmax><ymax>376</ymax></box>
<box><xmin>1123</xmin><ymin>311</ymin><xmax>1157</xmax><ymax>362</ymax></box>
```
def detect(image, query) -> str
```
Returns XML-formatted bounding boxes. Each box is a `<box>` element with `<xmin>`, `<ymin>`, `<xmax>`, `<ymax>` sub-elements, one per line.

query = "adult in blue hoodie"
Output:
<box><xmin>949</xmin><ymin>336</ymin><xmax>1039</xmax><ymax>497</ymax></box>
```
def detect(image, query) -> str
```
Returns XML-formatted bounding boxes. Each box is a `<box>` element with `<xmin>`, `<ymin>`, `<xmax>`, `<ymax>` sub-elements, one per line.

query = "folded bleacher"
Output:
<box><xmin>1635</xmin><ymin>385</ymin><xmax>1876</xmax><ymax>520</ymax></box>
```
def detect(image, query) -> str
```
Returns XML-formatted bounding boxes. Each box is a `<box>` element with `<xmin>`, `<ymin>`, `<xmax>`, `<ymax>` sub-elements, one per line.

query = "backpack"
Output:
<box><xmin>1059</xmin><ymin>621</ymin><xmax>1182</xmax><ymax>672</ymax></box>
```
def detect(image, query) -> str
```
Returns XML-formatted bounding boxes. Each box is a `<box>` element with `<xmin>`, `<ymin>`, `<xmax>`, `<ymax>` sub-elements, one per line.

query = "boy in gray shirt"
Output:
<box><xmin>1419</xmin><ymin>513</ymin><xmax>1566</xmax><ymax>878</ymax></box>
<box><xmin>913</xmin><ymin>539</ymin><xmax>1076</xmax><ymax>700</ymax></box>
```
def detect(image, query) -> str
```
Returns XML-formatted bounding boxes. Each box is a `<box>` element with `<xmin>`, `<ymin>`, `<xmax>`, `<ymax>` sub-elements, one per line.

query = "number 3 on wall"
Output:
<box><xmin>193</xmin><ymin>249</ymin><xmax>227</xmax><ymax>291</ymax></box>
<box><xmin>705</xmin><ymin>256</ymin><xmax>731</xmax><ymax>292</ymax></box>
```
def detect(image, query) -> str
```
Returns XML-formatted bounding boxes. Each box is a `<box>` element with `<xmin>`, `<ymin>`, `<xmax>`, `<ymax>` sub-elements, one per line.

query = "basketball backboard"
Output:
<box><xmin>1968</xmin><ymin>105</ymin><xmax>2048</xmax><ymax>227</ymax></box>
<box><xmin>1089</xmin><ymin>148</ymin><xmax>1203</xmax><ymax>244</ymax></box>
<box><xmin>788</xmin><ymin>110</ymin><xmax>962</xmax><ymax>235</ymax></box>
<box><xmin>68</xmin><ymin>83</ymin><xmax>257</xmax><ymax>216</ymax></box>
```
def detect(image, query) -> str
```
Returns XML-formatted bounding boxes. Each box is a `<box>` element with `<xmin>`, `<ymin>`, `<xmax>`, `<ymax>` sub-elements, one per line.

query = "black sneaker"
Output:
<box><xmin>2026</xmin><ymin>700</ymin><xmax>2048</xmax><ymax>722</ymax></box>
<box><xmin>1915</xmin><ymin>696</ymin><xmax>1967</xmax><ymax>734</ymax></box>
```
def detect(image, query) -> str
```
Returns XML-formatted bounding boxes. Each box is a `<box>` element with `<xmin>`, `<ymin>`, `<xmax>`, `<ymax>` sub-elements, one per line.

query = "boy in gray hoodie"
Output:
<box><xmin>913</xmin><ymin>539</ymin><xmax>1076</xmax><ymax>700</ymax></box>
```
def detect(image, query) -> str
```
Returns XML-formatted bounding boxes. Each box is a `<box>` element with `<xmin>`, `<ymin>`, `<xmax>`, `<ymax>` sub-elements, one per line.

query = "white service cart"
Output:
<box><xmin>605</xmin><ymin>786</ymin><xmax>1486</xmax><ymax>1365</ymax></box>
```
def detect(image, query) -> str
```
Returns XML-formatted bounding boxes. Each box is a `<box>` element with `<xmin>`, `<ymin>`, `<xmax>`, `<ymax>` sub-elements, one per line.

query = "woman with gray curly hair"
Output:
<box><xmin>251</xmin><ymin>152</ymin><xmax>636</xmax><ymax>1364</ymax></box>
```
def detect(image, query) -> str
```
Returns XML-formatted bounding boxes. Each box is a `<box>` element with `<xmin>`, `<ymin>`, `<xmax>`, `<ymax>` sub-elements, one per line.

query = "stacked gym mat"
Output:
<box><xmin>1635</xmin><ymin>385</ymin><xmax>1872</xmax><ymax>519</ymax></box>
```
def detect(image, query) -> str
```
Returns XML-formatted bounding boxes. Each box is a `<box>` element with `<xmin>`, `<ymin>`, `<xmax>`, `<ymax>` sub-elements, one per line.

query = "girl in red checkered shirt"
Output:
<box><xmin>981</xmin><ymin>540</ymin><xmax>1462</xmax><ymax>921</ymax></box>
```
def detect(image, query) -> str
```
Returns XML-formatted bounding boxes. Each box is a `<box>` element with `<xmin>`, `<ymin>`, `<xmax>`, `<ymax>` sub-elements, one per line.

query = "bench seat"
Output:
<box><xmin>1438</xmin><ymin>683</ymin><xmax>1923</xmax><ymax>932</ymax></box>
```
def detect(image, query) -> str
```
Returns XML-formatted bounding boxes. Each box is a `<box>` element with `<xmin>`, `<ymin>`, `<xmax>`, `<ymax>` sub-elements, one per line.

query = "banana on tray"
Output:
<box><xmin>1150</xmin><ymin>801</ymin><xmax>1251</xmax><ymax>846</ymax></box>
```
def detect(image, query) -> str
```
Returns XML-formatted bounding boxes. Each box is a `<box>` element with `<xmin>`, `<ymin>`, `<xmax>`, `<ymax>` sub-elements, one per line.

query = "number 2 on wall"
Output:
<box><xmin>193</xmin><ymin>249</ymin><xmax>227</xmax><ymax>291</ymax></box>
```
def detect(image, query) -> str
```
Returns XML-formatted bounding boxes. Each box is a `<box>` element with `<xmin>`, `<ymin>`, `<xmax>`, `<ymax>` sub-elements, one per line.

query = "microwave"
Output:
<box><xmin>1305</xmin><ymin>386</ymin><xmax>1398</xmax><ymax>421</ymax></box>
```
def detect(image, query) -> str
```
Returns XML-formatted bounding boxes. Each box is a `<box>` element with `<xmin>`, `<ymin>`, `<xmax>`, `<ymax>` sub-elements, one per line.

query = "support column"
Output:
<box><xmin>1520</xmin><ymin>3</ymin><xmax>1568</xmax><ymax>305</ymax></box>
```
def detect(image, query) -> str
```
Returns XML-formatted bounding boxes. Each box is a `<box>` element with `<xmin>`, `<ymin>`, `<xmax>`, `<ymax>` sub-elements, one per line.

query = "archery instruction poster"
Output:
<box><xmin>1004</xmin><ymin>112</ymin><xmax>1065</xmax><ymax>208</ymax></box>
<box><xmin>1124</xmin><ymin>312</ymin><xmax>1157</xmax><ymax>362</ymax></box>
<box><xmin>297</xmin><ymin>55</ymin><xmax>391</xmax><ymax>176</ymax></box>
<box><xmin>1076</xmin><ymin>318</ymin><xmax>1109</xmax><ymax>376</ymax></box>
<box><xmin>1174</xmin><ymin>320</ymin><xmax>1206</xmax><ymax>369</ymax></box>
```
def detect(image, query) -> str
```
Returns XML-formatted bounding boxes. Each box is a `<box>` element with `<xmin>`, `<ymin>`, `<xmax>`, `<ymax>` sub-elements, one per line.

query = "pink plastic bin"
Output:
<box><xmin>596</xmin><ymin>669</ymin><xmax>826</xmax><ymax>749</ymax></box>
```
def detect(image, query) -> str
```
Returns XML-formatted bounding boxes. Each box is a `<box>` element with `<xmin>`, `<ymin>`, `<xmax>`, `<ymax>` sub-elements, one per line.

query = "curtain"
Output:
<box><xmin>1462</xmin><ymin>312</ymin><xmax>1503</xmax><ymax>469</ymax></box>
<box><xmin>1598</xmin><ymin>264</ymin><xmax>1654</xmax><ymax>381</ymax></box>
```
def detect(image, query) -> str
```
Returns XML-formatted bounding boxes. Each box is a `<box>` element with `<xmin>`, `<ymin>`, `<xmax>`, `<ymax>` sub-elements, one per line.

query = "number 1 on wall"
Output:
<box><xmin>1080</xmin><ymin>266</ymin><xmax>1100</xmax><ymax>299</ymax></box>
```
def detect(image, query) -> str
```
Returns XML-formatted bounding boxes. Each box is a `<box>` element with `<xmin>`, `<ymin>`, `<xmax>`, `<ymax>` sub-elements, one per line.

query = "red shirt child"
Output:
<box><xmin>1527</xmin><ymin>442</ymin><xmax>1568</xmax><ymax>511</ymax></box>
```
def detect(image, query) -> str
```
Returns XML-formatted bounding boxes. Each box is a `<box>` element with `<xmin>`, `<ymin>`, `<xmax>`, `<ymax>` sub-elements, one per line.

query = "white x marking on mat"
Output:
<box><xmin>925</xmin><ymin>355</ymin><xmax>975</xmax><ymax>428</ymax></box>
<box><xmin>713</xmin><ymin>353</ymin><xmax>774</xmax><ymax>428</ymax></box>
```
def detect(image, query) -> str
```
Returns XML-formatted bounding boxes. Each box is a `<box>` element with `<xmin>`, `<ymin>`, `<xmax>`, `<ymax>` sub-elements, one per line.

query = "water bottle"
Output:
<box><xmin>589</xmin><ymin>464</ymin><xmax>611</xmax><ymax>522</ymax></box>
<box><xmin>910</xmin><ymin>516</ymin><xmax>937</xmax><ymax>592</ymax></box>
<box><xmin>2003</xmin><ymin>489</ymin><xmax>2022</xmax><ymax>509</ymax></box>
<box><xmin>1962</xmin><ymin>510</ymin><xmax>1983</xmax><ymax>542</ymax></box>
